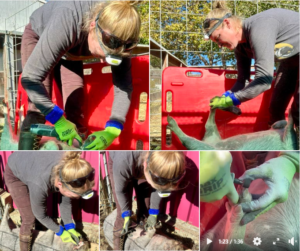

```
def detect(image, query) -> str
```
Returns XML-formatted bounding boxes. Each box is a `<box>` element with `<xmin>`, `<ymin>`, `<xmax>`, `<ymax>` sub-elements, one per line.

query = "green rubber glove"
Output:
<box><xmin>84</xmin><ymin>126</ymin><xmax>121</xmax><ymax>150</ymax></box>
<box><xmin>54</xmin><ymin>116</ymin><xmax>82</xmax><ymax>146</ymax></box>
<box><xmin>67</xmin><ymin>229</ymin><xmax>81</xmax><ymax>245</ymax></box>
<box><xmin>121</xmin><ymin>216</ymin><xmax>131</xmax><ymax>235</ymax></box>
<box><xmin>60</xmin><ymin>230</ymin><xmax>77</xmax><ymax>245</ymax></box>
<box><xmin>144</xmin><ymin>215</ymin><xmax>157</xmax><ymax>230</ymax></box>
<box><xmin>239</xmin><ymin>153</ymin><xmax>298</xmax><ymax>224</ymax></box>
<box><xmin>210</xmin><ymin>95</ymin><xmax>234</xmax><ymax>109</ymax></box>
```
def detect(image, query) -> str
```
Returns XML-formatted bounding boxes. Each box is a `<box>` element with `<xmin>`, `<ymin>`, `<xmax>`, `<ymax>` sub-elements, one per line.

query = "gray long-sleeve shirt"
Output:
<box><xmin>7</xmin><ymin>152</ymin><xmax>73</xmax><ymax>233</ymax></box>
<box><xmin>231</xmin><ymin>8</ymin><xmax>299</xmax><ymax>102</ymax></box>
<box><xmin>109</xmin><ymin>151</ymin><xmax>162</xmax><ymax>214</ymax></box>
<box><xmin>21</xmin><ymin>0</ymin><xmax>132</xmax><ymax>124</ymax></box>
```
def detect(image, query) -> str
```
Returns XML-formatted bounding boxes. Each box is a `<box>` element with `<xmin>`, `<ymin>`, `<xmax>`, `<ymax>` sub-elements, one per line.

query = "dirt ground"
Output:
<box><xmin>100</xmin><ymin>200</ymin><xmax>199</xmax><ymax>251</ymax></box>
<box><xmin>100</xmin><ymin>213</ymin><xmax>112</xmax><ymax>251</ymax></box>
<box><xmin>0</xmin><ymin>210</ymin><xmax>99</xmax><ymax>251</ymax></box>
<box><xmin>80</xmin><ymin>222</ymin><xmax>99</xmax><ymax>250</ymax></box>
<box><xmin>100</xmin><ymin>171</ymin><xmax>199</xmax><ymax>250</ymax></box>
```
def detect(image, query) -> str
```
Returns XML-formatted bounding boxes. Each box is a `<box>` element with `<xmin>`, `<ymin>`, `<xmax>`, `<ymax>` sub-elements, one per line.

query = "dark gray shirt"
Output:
<box><xmin>7</xmin><ymin>152</ymin><xmax>73</xmax><ymax>233</ymax></box>
<box><xmin>109</xmin><ymin>151</ymin><xmax>162</xmax><ymax>214</ymax></box>
<box><xmin>232</xmin><ymin>8</ymin><xmax>299</xmax><ymax>102</ymax></box>
<box><xmin>21</xmin><ymin>1</ymin><xmax>132</xmax><ymax>124</ymax></box>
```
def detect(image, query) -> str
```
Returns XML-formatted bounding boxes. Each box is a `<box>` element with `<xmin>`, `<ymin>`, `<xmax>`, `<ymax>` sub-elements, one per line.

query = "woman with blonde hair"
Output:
<box><xmin>205</xmin><ymin>1</ymin><xmax>299</xmax><ymax>143</ymax></box>
<box><xmin>19</xmin><ymin>0</ymin><xmax>141</xmax><ymax>150</ymax></box>
<box><xmin>4</xmin><ymin>151</ymin><xmax>96</xmax><ymax>251</ymax></box>
<box><xmin>108</xmin><ymin>151</ymin><xmax>189</xmax><ymax>250</ymax></box>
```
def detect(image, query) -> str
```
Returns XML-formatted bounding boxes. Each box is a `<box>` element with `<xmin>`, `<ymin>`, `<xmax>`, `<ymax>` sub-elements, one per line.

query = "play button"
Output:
<box><xmin>207</xmin><ymin>238</ymin><xmax>212</xmax><ymax>244</ymax></box>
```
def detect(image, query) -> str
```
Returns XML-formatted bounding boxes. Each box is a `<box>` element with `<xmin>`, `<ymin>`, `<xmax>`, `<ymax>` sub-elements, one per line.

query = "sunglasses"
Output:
<box><xmin>203</xmin><ymin>13</ymin><xmax>232</xmax><ymax>39</ymax></box>
<box><xmin>95</xmin><ymin>14</ymin><xmax>139</xmax><ymax>51</ymax></box>
<box><xmin>59</xmin><ymin>169</ymin><xmax>95</xmax><ymax>188</ymax></box>
<box><xmin>62</xmin><ymin>182</ymin><xmax>95</xmax><ymax>200</ymax></box>
<box><xmin>148</xmin><ymin>169</ymin><xmax>186</xmax><ymax>186</ymax></box>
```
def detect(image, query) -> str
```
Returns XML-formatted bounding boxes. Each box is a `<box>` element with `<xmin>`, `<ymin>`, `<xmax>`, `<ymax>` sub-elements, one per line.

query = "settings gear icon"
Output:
<box><xmin>253</xmin><ymin>237</ymin><xmax>262</xmax><ymax>246</ymax></box>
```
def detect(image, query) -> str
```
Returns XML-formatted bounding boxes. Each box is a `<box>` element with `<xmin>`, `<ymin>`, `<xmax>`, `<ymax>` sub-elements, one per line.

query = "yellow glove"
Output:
<box><xmin>54</xmin><ymin>116</ymin><xmax>82</xmax><ymax>146</ymax></box>
<box><xmin>121</xmin><ymin>216</ymin><xmax>131</xmax><ymax>235</ymax></box>
<box><xmin>84</xmin><ymin>121</ymin><xmax>123</xmax><ymax>150</ymax></box>
<box><xmin>59</xmin><ymin>230</ymin><xmax>77</xmax><ymax>245</ymax></box>
<box><xmin>67</xmin><ymin>229</ymin><xmax>81</xmax><ymax>245</ymax></box>
<box><xmin>210</xmin><ymin>91</ymin><xmax>241</xmax><ymax>109</ymax></box>
<box><xmin>210</xmin><ymin>95</ymin><xmax>234</xmax><ymax>109</ymax></box>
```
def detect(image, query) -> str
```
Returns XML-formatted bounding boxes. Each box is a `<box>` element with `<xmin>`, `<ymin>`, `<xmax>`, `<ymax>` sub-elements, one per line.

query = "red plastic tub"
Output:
<box><xmin>162</xmin><ymin>67</ymin><xmax>291</xmax><ymax>150</ymax></box>
<box><xmin>14</xmin><ymin>56</ymin><xmax>149</xmax><ymax>150</ymax></box>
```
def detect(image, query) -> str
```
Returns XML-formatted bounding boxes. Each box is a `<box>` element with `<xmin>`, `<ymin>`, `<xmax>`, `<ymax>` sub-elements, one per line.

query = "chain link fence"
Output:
<box><xmin>150</xmin><ymin>0</ymin><xmax>299</xmax><ymax>68</ymax></box>
<box><xmin>2</xmin><ymin>0</ymin><xmax>45</xmax><ymax>126</ymax></box>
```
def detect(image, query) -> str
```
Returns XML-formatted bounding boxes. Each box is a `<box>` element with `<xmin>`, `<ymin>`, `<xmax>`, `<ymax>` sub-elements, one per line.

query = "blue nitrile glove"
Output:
<box><xmin>84</xmin><ymin>120</ymin><xmax>123</xmax><ymax>150</ymax></box>
<box><xmin>65</xmin><ymin>223</ymin><xmax>81</xmax><ymax>245</ymax></box>
<box><xmin>210</xmin><ymin>91</ymin><xmax>241</xmax><ymax>109</ymax></box>
<box><xmin>56</xmin><ymin>226</ymin><xmax>77</xmax><ymax>245</ymax></box>
<box><xmin>121</xmin><ymin>210</ymin><xmax>132</xmax><ymax>235</ymax></box>
<box><xmin>144</xmin><ymin>209</ymin><xmax>159</xmax><ymax>230</ymax></box>
<box><xmin>238</xmin><ymin>154</ymin><xmax>298</xmax><ymax>225</ymax></box>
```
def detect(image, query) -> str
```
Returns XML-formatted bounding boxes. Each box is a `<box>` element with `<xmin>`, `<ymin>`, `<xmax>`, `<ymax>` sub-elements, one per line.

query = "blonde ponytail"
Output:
<box><xmin>128</xmin><ymin>0</ymin><xmax>142</xmax><ymax>6</ymax></box>
<box><xmin>212</xmin><ymin>1</ymin><xmax>229</xmax><ymax>10</ymax></box>
<box><xmin>63</xmin><ymin>151</ymin><xmax>82</xmax><ymax>161</ymax></box>
<box><xmin>97</xmin><ymin>1</ymin><xmax>141</xmax><ymax>41</ymax></box>
<box><xmin>142</xmin><ymin>151</ymin><xmax>186</xmax><ymax>191</ymax></box>
<box><xmin>51</xmin><ymin>152</ymin><xmax>95</xmax><ymax>194</ymax></box>
<box><xmin>82</xmin><ymin>0</ymin><xmax>141</xmax><ymax>57</ymax></box>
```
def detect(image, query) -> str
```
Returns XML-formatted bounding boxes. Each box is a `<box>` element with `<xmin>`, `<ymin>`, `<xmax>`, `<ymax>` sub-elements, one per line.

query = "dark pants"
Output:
<box><xmin>4</xmin><ymin>165</ymin><xmax>35</xmax><ymax>236</ymax></box>
<box><xmin>108</xmin><ymin>156</ymin><xmax>152</xmax><ymax>250</ymax></box>
<box><xmin>269</xmin><ymin>54</ymin><xmax>299</xmax><ymax>127</ymax></box>
<box><xmin>20</xmin><ymin>23</ymin><xmax>85</xmax><ymax>130</ymax></box>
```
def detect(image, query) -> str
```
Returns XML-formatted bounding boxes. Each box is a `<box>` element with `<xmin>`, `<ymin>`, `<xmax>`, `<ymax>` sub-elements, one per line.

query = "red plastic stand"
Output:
<box><xmin>162</xmin><ymin>67</ymin><xmax>291</xmax><ymax>150</ymax></box>
<box><xmin>14</xmin><ymin>56</ymin><xmax>149</xmax><ymax>150</ymax></box>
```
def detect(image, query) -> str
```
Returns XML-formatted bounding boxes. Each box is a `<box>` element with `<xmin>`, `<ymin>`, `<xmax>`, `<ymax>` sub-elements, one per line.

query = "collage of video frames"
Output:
<box><xmin>0</xmin><ymin>1</ymin><xmax>298</xmax><ymax>251</ymax></box>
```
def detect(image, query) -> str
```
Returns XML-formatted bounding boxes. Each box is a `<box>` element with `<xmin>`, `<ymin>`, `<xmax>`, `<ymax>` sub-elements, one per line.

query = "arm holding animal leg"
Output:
<box><xmin>209</xmin><ymin>91</ymin><xmax>241</xmax><ymax>110</ymax></box>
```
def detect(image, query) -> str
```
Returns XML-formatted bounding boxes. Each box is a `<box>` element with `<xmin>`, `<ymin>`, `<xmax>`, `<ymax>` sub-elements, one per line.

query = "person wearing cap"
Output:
<box><xmin>203</xmin><ymin>2</ymin><xmax>299</xmax><ymax>144</ymax></box>
<box><xmin>19</xmin><ymin>0</ymin><xmax>141</xmax><ymax>150</ymax></box>
<box><xmin>108</xmin><ymin>151</ymin><xmax>188</xmax><ymax>250</ymax></box>
<box><xmin>3</xmin><ymin>151</ymin><xmax>96</xmax><ymax>251</ymax></box>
